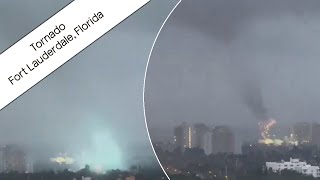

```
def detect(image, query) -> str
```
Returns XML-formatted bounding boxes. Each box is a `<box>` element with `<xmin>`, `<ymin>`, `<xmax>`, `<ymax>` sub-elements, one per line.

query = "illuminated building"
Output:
<box><xmin>212</xmin><ymin>126</ymin><xmax>235</xmax><ymax>154</ymax></box>
<box><xmin>174</xmin><ymin>122</ymin><xmax>213</xmax><ymax>153</ymax></box>
<box><xmin>0</xmin><ymin>145</ymin><xmax>27</xmax><ymax>173</ymax></box>
<box><xmin>174</xmin><ymin>123</ymin><xmax>235</xmax><ymax>154</ymax></box>
<box><xmin>173</xmin><ymin>122</ymin><xmax>193</xmax><ymax>151</ymax></box>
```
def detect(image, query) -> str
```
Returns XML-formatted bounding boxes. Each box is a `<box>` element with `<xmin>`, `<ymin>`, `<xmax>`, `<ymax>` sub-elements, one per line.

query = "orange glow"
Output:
<box><xmin>259</xmin><ymin>118</ymin><xmax>276</xmax><ymax>140</ymax></box>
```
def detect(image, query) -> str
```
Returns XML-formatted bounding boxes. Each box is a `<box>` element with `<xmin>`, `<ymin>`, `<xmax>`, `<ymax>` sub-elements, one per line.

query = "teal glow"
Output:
<box><xmin>76</xmin><ymin>114</ymin><xmax>125</xmax><ymax>172</ymax></box>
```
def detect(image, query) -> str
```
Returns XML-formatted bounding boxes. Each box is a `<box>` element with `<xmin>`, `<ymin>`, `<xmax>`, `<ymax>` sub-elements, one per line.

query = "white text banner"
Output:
<box><xmin>0</xmin><ymin>0</ymin><xmax>150</xmax><ymax>110</ymax></box>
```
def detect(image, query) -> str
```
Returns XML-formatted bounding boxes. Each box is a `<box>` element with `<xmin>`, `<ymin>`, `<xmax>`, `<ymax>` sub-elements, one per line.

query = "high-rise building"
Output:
<box><xmin>173</xmin><ymin>122</ymin><xmax>193</xmax><ymax>150</ymax></box>
<box><xmin>192</xmin><ymin>123</ymin><xmax>213</xmax><ymax>155</ymax></box>
<box><xmin>202</xmin><ymin>131</ymin><xmax>213</xmax><ymax>155</ymax></box>
<box><xmin>212</xmin><ymin>126</ymin><xmax>235</xmax><ymax>154</ymax></box>
<box><xmin>193</xmin><ymin>123</ymin><xmax>210</xmax><ymax>148</ymax></box>
<box><xmin>173</xmin><ymin>122</ymin><xmax>213</xmax><ymax>153</ymax></box>
<box><xmin>1</xmin><ymin>145</ymin><xmax>27</xmax><ymax>173</ymax></box>
<box><xmin>173</xmin><ymin>123</ymin><xmax>235</xmax><ymax>155</ymax></box>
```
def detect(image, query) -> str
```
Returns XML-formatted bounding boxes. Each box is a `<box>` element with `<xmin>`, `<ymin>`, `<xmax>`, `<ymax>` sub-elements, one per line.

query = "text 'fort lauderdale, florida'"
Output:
<box><xmin>8</xmin><ymin>12</ymin><xmax>104</xmax><ymax>85</ymax></box>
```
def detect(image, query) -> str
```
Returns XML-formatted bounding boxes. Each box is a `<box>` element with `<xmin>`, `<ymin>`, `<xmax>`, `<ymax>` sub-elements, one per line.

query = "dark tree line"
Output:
<box><xmin>0</xmin><ymin>164</ymin><xmax>167</xmax><ymax>180</ymax></box>
<box><xmin>154</xmin><ymin>144</ymin><xmax>320</xmax><ymax>180</ymax></box>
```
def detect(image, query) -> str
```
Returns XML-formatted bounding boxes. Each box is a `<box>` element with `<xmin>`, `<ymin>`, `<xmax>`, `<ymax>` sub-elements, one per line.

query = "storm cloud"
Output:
<box><xmin>145</xmin><ymin>0</ymin><xmax>320</xmax><ymax>146</ymax></box>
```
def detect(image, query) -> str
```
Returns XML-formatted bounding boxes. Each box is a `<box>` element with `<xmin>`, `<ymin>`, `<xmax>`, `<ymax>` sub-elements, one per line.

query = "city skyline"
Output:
<box><xmin>151</xmin><ymin>121</ymin><xmax>320</xmax><ymax>154</ymax></box>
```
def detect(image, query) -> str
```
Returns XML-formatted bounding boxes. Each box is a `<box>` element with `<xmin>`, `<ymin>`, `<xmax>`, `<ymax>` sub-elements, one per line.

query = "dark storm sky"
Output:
<box><xmin>0</xmin><ymin>0</ymin><xmax>178</xmax><ymax>167</ymax></box>
<box><xmin>145</xmin><ymin>0</ymin><xmax>320</xmax><ymax>132</ymax></box>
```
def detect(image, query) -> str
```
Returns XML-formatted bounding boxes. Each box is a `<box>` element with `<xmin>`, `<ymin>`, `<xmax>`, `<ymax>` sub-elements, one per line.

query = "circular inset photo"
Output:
<box><xmin>145</xmin><ymin>0</ymin><xmax>320</xmax><ymax>179</ymax></box>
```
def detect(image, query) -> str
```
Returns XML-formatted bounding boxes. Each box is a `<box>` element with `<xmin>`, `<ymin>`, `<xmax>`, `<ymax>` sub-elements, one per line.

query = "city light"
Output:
<box><xmin>50</xmin><ymin>155</ymin><xmax>75</xmax><ymax>165</ymax></box>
